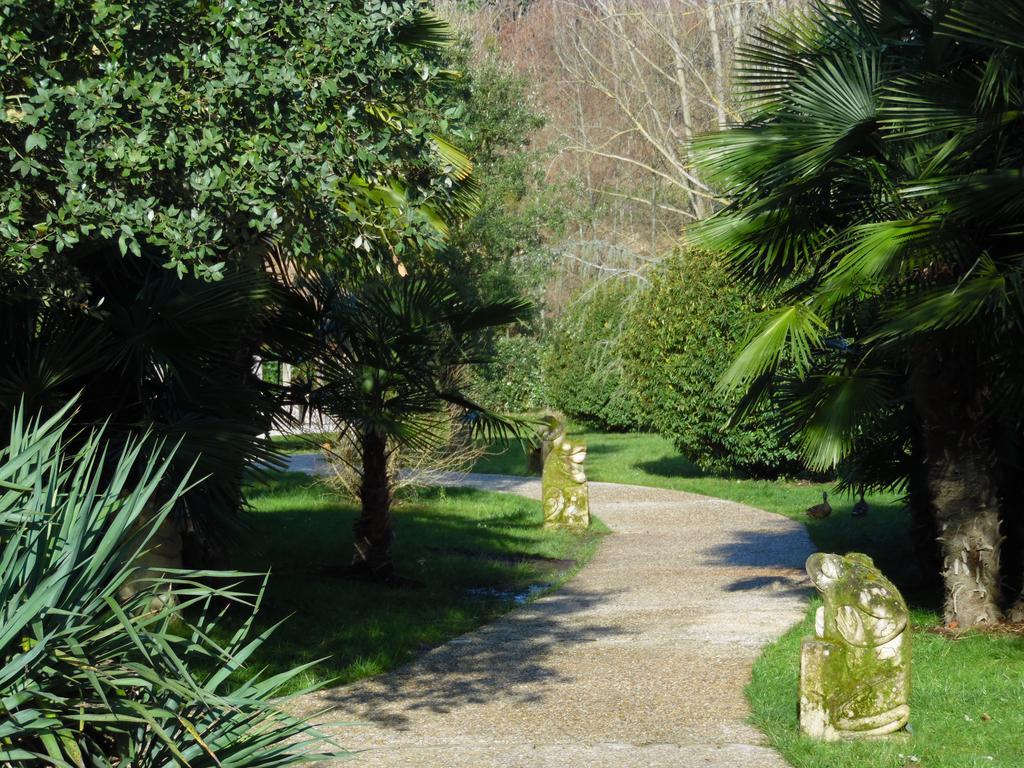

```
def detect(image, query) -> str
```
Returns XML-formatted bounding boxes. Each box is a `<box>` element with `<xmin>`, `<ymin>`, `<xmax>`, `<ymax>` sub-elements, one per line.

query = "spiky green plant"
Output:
<box><xmin>0</xmin><ymin>402</ymin><xmax>340</xmax><ymax>766</ymax></box>
<box><xmin>692</xmin><ymin>0</ymin><xmax>1024</xmax><ymax>627</ymax></box>
<box><xmin>306</xmin><ymin>272</ymin><xmax>533</xmax><ymax>579</ymax></box>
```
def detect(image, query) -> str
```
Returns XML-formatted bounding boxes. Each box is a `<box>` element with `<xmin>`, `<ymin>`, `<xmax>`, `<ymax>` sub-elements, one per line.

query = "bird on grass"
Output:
<box><xmin>806</xmin><ymin>491</ymin><xmax>832</xmax><ymax>520</ymax></box>
<box><xmin>852</xmin><ymin>488</ymin><xmax>869</xmax><ymax>518</ymax></box>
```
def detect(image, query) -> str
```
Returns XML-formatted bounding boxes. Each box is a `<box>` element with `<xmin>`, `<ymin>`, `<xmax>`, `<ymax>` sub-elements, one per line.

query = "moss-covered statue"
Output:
<box><xmin>528</xmin><ymin>415</ymin><xmax>565</xmax><ymax>475</ymax></box>
<box><xmin>542</xmin><ymin>434</ymin><xmax>589</xmax><ymax>528</ymax></box>
<box><xmin>800</xmin><ymin>553</ymin><xmax>910</xmax><ymax>741</ymax></box>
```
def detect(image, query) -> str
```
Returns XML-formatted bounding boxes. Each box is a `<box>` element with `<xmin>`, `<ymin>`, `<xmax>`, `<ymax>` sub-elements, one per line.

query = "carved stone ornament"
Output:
<box><xmin>800</xmin><ymin>552</ymin><xmax>910</xmax><ymax>741</ymax></box>
<box><xmin>541</xmin><ymin>434</ymin><xmax>590</xmax><ymax>528</ymax></box>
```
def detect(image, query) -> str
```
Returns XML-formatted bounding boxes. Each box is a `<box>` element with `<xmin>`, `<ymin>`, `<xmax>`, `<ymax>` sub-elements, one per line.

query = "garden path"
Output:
<box><xmin>286</xmin><ymin>458</ymin><xmax>815</xmax><ymax>767</ymax></box>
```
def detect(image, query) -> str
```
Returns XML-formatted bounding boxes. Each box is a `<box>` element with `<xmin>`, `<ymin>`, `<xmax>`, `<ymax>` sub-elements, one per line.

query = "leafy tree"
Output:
<box><xmin>468</xmin><ymin>333</ymin><xmax>547</xmax><ymax>412</ymax></box>
<box><xmin>306</xmin><ymin>273</ymin><xmax>531</xmax><ymax>579</ymax></box>
<box><xmin>0</xmin><ymin>403</ymin><xmax>336</xmax><ymax>765</ymax></box>
<box><xmin>435</xmin><ymin>45</ymin><xmax>572</xmax><ymax>409</ymax></box>
<box><xmin>0</xmin><ymin>1</ymin><xmax>483</xmax><ymax>559</ymax></box>
<box><xmin>693</xmin><ymin>0</ymin><xmax>1024</xmax><ymax>626</ymax></box>
<box><xmin>440</xmin><ymin>46</ymin><xmax>556</xmax><ymax>305</ymax></box>
<box><xmin>622</xmin><ymin>250</ymin><xmax>801</xmax><ymax>478</ymax></box>
<box><xmin>0</xmin><ymin>0</ymin><xmax>472</xmax><ymax>292</ymax></box>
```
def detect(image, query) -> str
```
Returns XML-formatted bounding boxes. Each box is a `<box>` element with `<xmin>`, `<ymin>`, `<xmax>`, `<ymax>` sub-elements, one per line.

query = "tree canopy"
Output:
<box><xmin>1</xmin><ymin>0</ymin><xmax>474</xmax><ymax>294</ymax></box>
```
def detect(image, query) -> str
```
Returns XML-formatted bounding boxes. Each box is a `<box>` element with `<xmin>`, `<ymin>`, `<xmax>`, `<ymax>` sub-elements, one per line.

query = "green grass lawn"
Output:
<box><xmin>475</xmin><ymin>424</ymin><xmax>1024</xmax><ymax>768</ymax></box>
<box><xmin>225</xmin><ymin>470</ymin><xmax>606</xmax><ymax>694</ymax></box>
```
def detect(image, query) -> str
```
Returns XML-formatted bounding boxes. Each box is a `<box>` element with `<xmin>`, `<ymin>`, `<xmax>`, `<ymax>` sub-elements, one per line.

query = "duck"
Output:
<box><xmin>852</xmin><ymin>488</ymin><xmax>869</xmax><ymax>518</ymax></box>
<box><xmin>806</xmin><ymin>491</ymin><xmax>832</xmax><ymax>520</ymax></box>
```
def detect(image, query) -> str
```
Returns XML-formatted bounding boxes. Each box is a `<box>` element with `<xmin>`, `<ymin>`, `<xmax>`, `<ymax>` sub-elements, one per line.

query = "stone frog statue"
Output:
<box><xmin>541</xmin><ymin>434</ymin><xmax>589</xmax><ymax>528</ymax></box>
<box><xmin>799</xmin><ymin>552</ymin><xmax>910</xmax><ymax>741</ymax></box>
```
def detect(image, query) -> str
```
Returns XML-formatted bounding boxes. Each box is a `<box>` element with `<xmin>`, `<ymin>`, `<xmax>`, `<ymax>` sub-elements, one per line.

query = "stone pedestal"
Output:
<box><xmin>799</xmin><ymin>553</ymin><xmax>910</xmax><ymax>741</ymax></box>
<box><xmin>541</xmin><ymin>434</ymin><xmax>589</xmax><ymax>528</ymax></box>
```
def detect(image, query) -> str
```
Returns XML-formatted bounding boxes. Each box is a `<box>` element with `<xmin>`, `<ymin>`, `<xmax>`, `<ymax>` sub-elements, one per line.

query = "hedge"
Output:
<box><xmin>542</xmin><ymin>280</ymin><xmax>644</xmax><ymax>431</ymax></box>
<box><xmin>622</xmin><ymin>250</ymin><xmax>801</xmax><ymax>478</ymax></box>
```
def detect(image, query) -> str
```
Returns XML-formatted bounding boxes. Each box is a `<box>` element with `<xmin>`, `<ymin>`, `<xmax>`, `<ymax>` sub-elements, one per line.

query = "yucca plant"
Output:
<box><xmin>0</xmin><ymin>402</ymin><xmax>339</xmax><ymax>765</ymax></box>
<box><xmin>693</xmin><ymin>0</ymin><xmax>1024</xmax><ymax>627</ymax></box>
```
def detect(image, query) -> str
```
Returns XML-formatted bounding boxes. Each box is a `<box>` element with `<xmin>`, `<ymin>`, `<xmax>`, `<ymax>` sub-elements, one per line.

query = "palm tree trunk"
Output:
<box><xmin>999</xmin><ymin>458</ymin><xmax>1024</xmax><ymax>621</ymax></box>
<box><xmin>351</xmin><ymin>429</ymin><xmax>393</xmax><ymax>578</ymax></box>
<box><xmin>911</xmin><ymin>359</ymin><xmax>1003</xmax><ymax>627</ymax></box>
<box><xmin>907</xmin><ymin>420</ymin><xmax>943</xmax><ymax>588</ymax></box>
<box><xmin>925</xmin><ymin>439</ymin><xmax>1002</xmax><ymax>626</ymax></box>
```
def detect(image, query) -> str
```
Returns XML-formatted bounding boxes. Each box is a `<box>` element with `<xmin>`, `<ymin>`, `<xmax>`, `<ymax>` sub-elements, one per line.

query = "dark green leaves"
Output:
<box><xmin>694</xmin><ymin>0</ymin><xmax>1024</xmax><ymax>475</ymax></box>
<box><xmin>0</xmin><ymin>405</ymin><xmax>338</xmax><ymax>765</ymax></box>
<box><xmin>0</xmin><ymin>0</ymin><xmax>471</xmax><ymax>283</ymax></box>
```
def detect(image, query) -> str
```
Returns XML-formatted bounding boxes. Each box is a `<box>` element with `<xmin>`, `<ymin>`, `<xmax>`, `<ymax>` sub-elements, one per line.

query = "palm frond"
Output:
<box><xmin>393</xmin><ymin>10</ymin><xmax>452</xmax><ymax>50</ymax></box>
<box><xmin>943</xmin><ymin>0</ymin><xmax>1024</xmax><ymax>51</ymax></box>
<box><xmin>718</xmin><ymin>304</ymin><xmax>829</xmax><ymax>392</ymax></box>
<box><xmin>872</xmin><ymin>255</ymin><xmax>1013</xmax><ymax>338</ymax></box>
<box><xmin>783</xmin><ymin>368</ymin><xmax>897</xmax><ymax>470</ymax></box>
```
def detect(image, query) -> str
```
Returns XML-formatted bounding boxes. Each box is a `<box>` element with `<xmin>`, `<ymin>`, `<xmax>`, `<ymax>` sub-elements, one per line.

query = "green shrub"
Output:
<box><xmin>542</xmin><ymin>281</ymin><xmax>644</xmax><ymax>431</ymax></box>
<box><xmin>470</xmin><ymin>334</ymin><xmax>546</xmax><ymax>412</ymax></box>
<box><xmin>622</xmin><ymin>250</ymin><xmax>801</xmax><ymax>478</ymax></box>
<box><xmin>0</xmin><ymin>403</ymin><xmax>336</xmax><ymax>766</ymax></box>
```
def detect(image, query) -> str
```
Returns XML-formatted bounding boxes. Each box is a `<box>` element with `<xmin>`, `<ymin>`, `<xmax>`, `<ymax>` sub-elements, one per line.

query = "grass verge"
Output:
<box><xmin>751</xmin><ymin>605</ymin><xmax>1024</xmax><ymax>768</ymax></box>
<box><xmin>227</xmin><ymin>470</ymin><xmax>606</xmax><ymax>695</ymax></box>
<box><xmin>475</xmin><ymin>424</ymin><xmax>1024</xmax><ymax>768</ymax></box>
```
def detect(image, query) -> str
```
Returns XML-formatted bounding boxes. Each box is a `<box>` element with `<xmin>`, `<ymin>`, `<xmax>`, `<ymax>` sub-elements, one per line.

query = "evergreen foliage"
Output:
<box><xmin>1</xmin><ymin>0</ymin><xmax>472</xmax><ymax>293</ymax></box>
<box><xmin>542</xmin><ymin>281</ymin><xmax>644</xmax><ymax>431</ymax></box>
<box><xmin>623</xmin><ymin>250</ymin><xmax>800</xmax><ymax>478</ymax></box>
<box><xmin>0</xmin><ymin>404</ymin><xmax>335</xmax><ymax>765</ymax></box>
<box><xmin>469</xmin><ymin>333</ymin><xmax>546</xmax><ymax>412</ymax></box>
<box><xmin>691</xmin><ymin>0</ymin><xmax>1024</xmax><ymax>626</ymax></box>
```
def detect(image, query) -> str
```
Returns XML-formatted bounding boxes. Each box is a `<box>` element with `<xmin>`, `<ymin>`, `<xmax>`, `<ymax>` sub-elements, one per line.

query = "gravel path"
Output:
<box><xmin>285</xmin><ymin>459</ymin><xmax>814</xmax><ymax>767</ymax></box>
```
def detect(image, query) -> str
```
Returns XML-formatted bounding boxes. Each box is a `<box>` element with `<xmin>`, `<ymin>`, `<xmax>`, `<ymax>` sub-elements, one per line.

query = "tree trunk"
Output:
<box><xmin>1004</xmin><ymin>525</ymin><xmax>1024</xmax><ymax>622</ymax></box>
<box><xmin>997</xmin><ymin>441</ymin><xmax>1024</xmax><ymax>621</ymax></box>
<box><xmin>706</xmin><ymin>0</ymin><xmax>728</xmax><ymax>128</ymax></box>
<box><xmin>927</xmin><ymin>442</ymin><xmax>1002</xmax><ymax>626</ymax></box>
<box><xmin>351</xmin><ymin>429</ymin><xmax>394</xmax><ymax>579</ymax></box>
<box><xmin>906</xmin><ymin>420</ymin><xmax>943</xmax><ymax>589</ymax></box>
<box><xmin>911</xmin><ymin>357</ymin><xmax>1003</xmax><ymax>627</ymax></box>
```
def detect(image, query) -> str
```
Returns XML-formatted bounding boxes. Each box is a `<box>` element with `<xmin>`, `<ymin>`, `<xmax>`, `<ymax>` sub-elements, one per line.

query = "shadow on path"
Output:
<box><xmin>702</xmin><ymin>527</ymin><xmax>813</xmax><ymax>570</ymax></box>
<box><xmin>314</xmin><ymin>584</ymin><xmax>627</xmax><ymax>729</ymax></box>
<box><xmin>701</xmin><ymin>527</ymin><xmax>815</xmax><ymax>599</ymax></box>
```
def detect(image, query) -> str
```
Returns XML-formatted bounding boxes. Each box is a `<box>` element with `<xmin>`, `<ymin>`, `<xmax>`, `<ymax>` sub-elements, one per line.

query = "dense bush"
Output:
<box><xmin>0</xmin><ymin>404</ymin><xmax>334</xmax><ymax>766</ymax></box>
<box><xmin>622</xmin><ymin>250</ymin><xmax>800</xmax><ymax>478</ymax></box>
<box><xmin>542</xmin><ymin>281</ymin><xmax>644</xmax><ymax>431</ymax></box>
<box><xmin>469</xmin><ymin>334</ymin><xmax>546</xmax><ymax>412</ymax></box>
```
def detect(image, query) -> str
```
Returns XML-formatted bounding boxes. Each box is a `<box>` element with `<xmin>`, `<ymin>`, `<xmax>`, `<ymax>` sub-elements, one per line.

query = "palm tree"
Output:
<box><xmin>0</xmin><ymin>247</ymin><xmax>307</xmax><ymax>563</ymax></box>
<box><xmin>692</xmin><ymin>0</ymin><xmax>1024</xmax><ymax>627</ymax></box>
<box><xmin>305</xmin><ymin>273</ymin><xmax>532</xmax><ymax>580</ymax></box>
